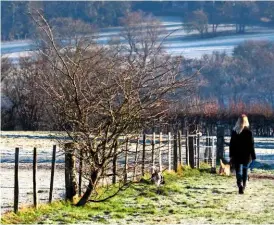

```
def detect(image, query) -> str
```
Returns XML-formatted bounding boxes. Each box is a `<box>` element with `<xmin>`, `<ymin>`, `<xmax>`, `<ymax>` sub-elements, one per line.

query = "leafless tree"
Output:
<box><xmin>1</xmin><ymin>56</ymin><xmax>46</xmax><ymax>130</ymax></box>
<box><xmin>1</xmin><ymin>56</ymin><xmax>12</xmax><ymax>82</ymax></box>
<box><xmin>50</xmin><ymin>17</ymin><xmax>97</xmax><ymax>46</ymax></box>
<box><xmin>120</xmin><ymin>12</ymin><xmax>197</xmax><ymax>118</ymax></box>
<box><xmin>30</xmin><ymin>10</ymin><xmax>196</xmax><ymax>206</ymax></box>
<box><xmin>183</xmin><ymin>10</ymin><xmax>209</xmax><ymax>38</ymax></box>
<box><xmin>1</xmin><ymin>56</ymin><xmax>16</xmax><ymax>130</ymax></box>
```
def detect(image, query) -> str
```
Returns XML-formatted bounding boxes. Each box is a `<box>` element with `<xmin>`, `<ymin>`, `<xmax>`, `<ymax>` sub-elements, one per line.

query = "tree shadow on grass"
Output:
<box><xmin>185</xmin><ymin>186</ymin><xmax>209</xmax><ymax>190</ymax></box>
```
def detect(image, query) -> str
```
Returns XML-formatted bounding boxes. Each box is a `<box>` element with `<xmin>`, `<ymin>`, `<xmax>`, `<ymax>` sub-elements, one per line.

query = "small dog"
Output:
<box><xmin>151</xmin><ymin>169</ymin><xmax>165</xmax><ymax>194</ymax></box>
<box><xmin>151</xmin><ymin>170</ymin><xmax>165</xmax><ymax>187</ymax></box>
<box><xmin>219</xmin><ymin>159</ymin><xmax>231</xmax><ymax>176</ymax></box>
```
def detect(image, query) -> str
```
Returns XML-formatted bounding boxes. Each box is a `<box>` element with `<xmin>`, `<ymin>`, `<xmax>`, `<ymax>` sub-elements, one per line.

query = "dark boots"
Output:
<box><xmin>238</xmin><ymin>180</ymin><xmax>247</xmax><ymax>194</ymax></box>
<box><xmin>237</xmin><ymin>181</ymin><xmax>244</xmax><ymax>194</ymax></box>
<box><xmin>239</xmin><ymin>185</ymin><xmax>244</xmax><ymax>194</ymax></box>
<box><xmin>243</xmin><ymin>180</ymin><xmax>247</xmax><ymax>192</ymax></box>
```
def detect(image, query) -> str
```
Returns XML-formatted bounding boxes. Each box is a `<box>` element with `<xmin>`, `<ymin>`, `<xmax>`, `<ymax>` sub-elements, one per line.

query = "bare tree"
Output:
<box><xmin>1</xmin><ymin>56</ymin><xmax>12</xmax><ymax>82</ymax></box>
<box><xmin>183</xmin><ymin>10</ymin><xmax>209</xmax><ymax>38</ymax></box>
<box><xmin>50</xmin><ymin>17</ymin><xmax>97</xmax><ymax>46</ymax></box>
<box><xmin>30</xmin><ymin>10</ymin><xmax>196</xmax><ymax>206</ymax></box>
<box><xmin>1</xmin><ymin>57</ymin><xmax>46</xmax><ymax>130</ymax></box>
<box><xmin>233</xmin><ymin>40</ymin><xmax>274</xmax><ymax>108</ymax></box>
<box><xmin>1</xmin><ymin>56</ymin><xmax>16</xmax><ymax>130</ymax></box>
<box><xmin>120</xmin><ymin>12</ymin><xmax>197</xmax><ymax>118</ymax></box>
<box><xmin>223</xmin><ymin>1</ymin><xmax>259</xmax><ymax>34</ymax></box>
<box><xmin>119</xmin><ymin>11</ymin><xmax>166</xmax><ymax>66</ymax></box>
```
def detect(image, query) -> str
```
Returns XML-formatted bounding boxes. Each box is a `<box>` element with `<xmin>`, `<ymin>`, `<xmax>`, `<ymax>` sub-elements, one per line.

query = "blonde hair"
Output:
<box><xmin>233</xmin><ymin>114</ymin><xmax>250</xmax><ymax>134</ymax></box>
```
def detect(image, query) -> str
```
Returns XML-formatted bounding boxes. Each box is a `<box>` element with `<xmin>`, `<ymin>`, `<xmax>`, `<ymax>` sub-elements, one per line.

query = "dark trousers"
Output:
<box><xmin>235</xmin><ymin>162</ymin><xmax>251</xmax><ymax>187</ymax></box>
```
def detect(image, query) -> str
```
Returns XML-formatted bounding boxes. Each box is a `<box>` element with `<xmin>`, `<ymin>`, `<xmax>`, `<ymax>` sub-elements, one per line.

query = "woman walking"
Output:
<box><xmin>229</xmin><ymin>114</ymin><xmax>256</xmax><ymax>194</ymax></box>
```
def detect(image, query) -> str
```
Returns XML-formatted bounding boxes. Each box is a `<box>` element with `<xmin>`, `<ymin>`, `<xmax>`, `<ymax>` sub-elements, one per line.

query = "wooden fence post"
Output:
<box><xmin>151</xmin><ymin>132</ymin><xmax>155</xmax><ymax>173</ymax></box>
<box><xmin>217</xmin><ymin>125</ymin><xmax>224</xmax><ymax>163</ymax></box>
<box><xmin>178</xmin><ymin>130</ymin><xmax>182</xmax><ymax>165</ymax></box>
<box><xmin>211</xmin><ymin>137</ymin><xmax>216</xmax><ymax>173</ymax></box>
<box><xmin>112</xmin><ymin>140</ymin><xmax>118</xmax><ymax>184</ymax></box>
<box><xmin>124</xmin><ymin>138</ymin><xmax>129</xmax><ymax>182</ymax></box>
<box><xmin>159</xmin><ymin>132</ymin><xmax>162</xmax><ymax>172</ymax></box>
<box><xmin>168</xmin><ymin>132</ymin><xmax>171</xmax><ymax>171</ymax></box>
<box><xmin>189</xmin><ymin>136</ymin><xmax>193</xmax><ymax>168</ymax></box>
<box><xmin>194</xmin><ymin>134</ymin><xmax>197</xmax><ymax>168</ymax></box>
<box><xmin>142</xmin><ymin>133</ymin><xmax>146</xmax><ymax>176</ymax></box>
<box><xmin>173</xmin><ymin>133</ymin><xmax>178</xmax><ymax>172</ymax></box>
<box><xmin>64</xmin><ymin>143</ymin><xmax>78</xmax><ymax>201</ymax></box>
<box><xmin>78</xmin><ymin>148</ymin><xmax>83</xmax><ymax>197</ymax></box>
<box><xmin>33</xmin><ymin>147</ymin><xmax>37</xmax><ymax>209</ymax></box>
<box><xmin>188</xmin><ymin>135</ymin><xmax>195</xmax><ymax>169</ymax></box>
<box><xmin>185</xmin><ymin>130</ymin><xmax>189</xmax><ymax>166</ymax></box>
<box><xmin>197</xmin><ymin>135</ymin><xmax>200</xmax><ymax>169</ymax></box>
<box><xmin>49</xmin><ymin>145</ymin><xmax>56</xmax><ymax>203</ymax></box>
<box><xmin>133</xmin><ymin>135</ymin><xmax>139</xmax><ymax>180</ymax></box>
<box><xmin>188</xmin><ymin>125</ymin><xmax>197</xmax><ymax>168</ymax></box>
<box><xmin>205</xmin><ymin>129</ymin><xmax>210</xmax><ymax>163</ymax></box>
<box><xmin>14</xmin><ymin>147</ymin><xmax>19</xmax><ymax>213</ymax></box>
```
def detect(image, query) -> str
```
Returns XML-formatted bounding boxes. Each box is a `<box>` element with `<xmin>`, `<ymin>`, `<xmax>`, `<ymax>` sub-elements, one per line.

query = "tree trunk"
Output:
<box><xmin>236</xmin><ymin>24</ymin><xmax>239</xmax><ymax>33</ymax></box>
<box><xmin>188</xmin><ymin>124</ymin><xmax>196</xmax><ymax>168</ymax></box>
<box><xmin>213</xmin><ymin>24</ymin><xmax>218</xmax><ymax>35</ymax></box>
<box><xmin>216</xmin><ymin>125</ymin><xmax>224</xmax><ymax>162</ymax></box>
<box><xmin>76</xmin><ymin>170</ymin><xmax>99</xmax><ymax>206</ymax></box>
<box><xmin>64</xmin><ymin>143</ymin><xmax>78</xmax><ymax>202</ymax></box>
<box><xmin>218</xmin><ymin>95</ymin><xmax>225</xmax><ymax>109</ymax></box>
<box><xmin>242</xmin><ymin>24</ymin><xmax>245</xmax><ymax>33</ymax></box>
<box><xmin>212</xmin><ymin>24</ymin><xmax>218</xmax><ymax>36</ymax></box>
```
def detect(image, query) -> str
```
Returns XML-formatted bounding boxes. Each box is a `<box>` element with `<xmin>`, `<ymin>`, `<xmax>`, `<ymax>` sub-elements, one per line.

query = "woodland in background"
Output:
<box><xmin>2</xmin><ymin>39</ymin><xmax>274</xmax><ymax>134</ymax></box>
<box><xmin>1</xmin><ymin>4</ymin><xmax>274</xmax><ymax>135</ymax></box>
<box><xmin>2</xmin><ymin>1</ymin><xmax>274</xmax><ymax>41</ymax></box>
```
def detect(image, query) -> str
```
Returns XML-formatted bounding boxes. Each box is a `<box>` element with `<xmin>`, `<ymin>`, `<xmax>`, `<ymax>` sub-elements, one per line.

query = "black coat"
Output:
<box><xmin>229</xmin><ymin>127</ymin><xmax>256</xmax><ymax>164</ymax></box>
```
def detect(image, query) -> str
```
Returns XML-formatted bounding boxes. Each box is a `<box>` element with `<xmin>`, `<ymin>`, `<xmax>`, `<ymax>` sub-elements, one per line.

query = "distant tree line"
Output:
<box><xmin>1</xmin><ymin>10</ymin><xmax>274</xmax><ymax>135</ymax></box>
<box><xmin>170</xmin><ymin>40</ymin><xmax>274</xmax><ymax>136</ymax></box>
<box><xmin>2</xmin><ymin>1</ymin><xmax>274</xmax><ymax>41</ymax></box>
<box><xmin>1</xmin><ymin>1</ymin><xmax>131</xmax><ymax>40</ymax></box>
<box><xmin>198</xmin><ymin>41</ymin><xmax>274</xmax><ymax>110</ymax></box>
<box><xmin>2</xmin><ymin>38</ymin><xmax>274</xmax><ymax>132</ymax></box>
<box><xmin>182</xmin><ymin>1</ymin><xmax>274</xmax><ymax>37</ymax></box>
<box><xmin>135</xmin><ymin>1</ymin><xmax>274</xmax><ymax>31</ymax></box>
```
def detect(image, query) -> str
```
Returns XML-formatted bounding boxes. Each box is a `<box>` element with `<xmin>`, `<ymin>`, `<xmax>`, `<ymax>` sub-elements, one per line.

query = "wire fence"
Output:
<box><xmin>223</xmin><ymin>137</ymin><xmax>274</xmax><ymax>164</ymax></box>
<box><xmin>1</xmin><ymin>132</ymin><xmax>274</xmax><ymax>213</ymax></box>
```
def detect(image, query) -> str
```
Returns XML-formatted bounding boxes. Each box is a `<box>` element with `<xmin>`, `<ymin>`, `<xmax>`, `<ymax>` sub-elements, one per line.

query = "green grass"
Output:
<box><xmin>2</xmin><ymin>166</ymin><xmax>274</xmax><ymax>224</ymax></box>
<box><xmin>252</xmin><ymin>168</ymin><xmax>274</xmax><ymax>175</ymax></box>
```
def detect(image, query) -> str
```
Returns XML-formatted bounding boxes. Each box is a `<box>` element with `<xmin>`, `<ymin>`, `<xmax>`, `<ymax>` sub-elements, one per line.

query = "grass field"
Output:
<box><xmin>2</xmin><ymin>166</ymin><xmax>274</xmax><ymax>224</ymax></box>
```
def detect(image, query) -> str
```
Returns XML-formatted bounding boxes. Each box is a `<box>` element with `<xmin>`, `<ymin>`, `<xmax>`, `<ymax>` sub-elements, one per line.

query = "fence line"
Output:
<box><xmin>33</xmin><ymin>147</ymin><xmax>37</xmax><ymax>209</ymax></box>
<box><xmin>14</xmin><ymin>147</ymin><xmax>19</xmax><ymax>214</ymax></box>
<box><xmin>8</xmin><ymin>130</ymin><xmax>274</xmax><ymax>213</ymax></box>
<box><xmin>49</xmin><ymin>145</ymin><xmax>56</xmax><ymax>203</ymax></box>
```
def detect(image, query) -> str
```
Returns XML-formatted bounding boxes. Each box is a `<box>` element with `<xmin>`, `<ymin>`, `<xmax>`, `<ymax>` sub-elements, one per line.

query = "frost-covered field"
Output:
<box><xmin>2</xmin><ymin>16</ymin><xmax>274</xmax><ymax>60</ymax></box>
<box><xmin>0</xmin><ymin>131</ymin><xmax>146</xmax><ymax>213</ymax></box>
<box><xmin>1</xmin><ymin>131</ymin><xmax>274</xmax><ymax>213</ymax></box>
<box><xmin>0</xmin><ymin>131</ymin><xmax>66</xmax><ymax>213</ymax></box>
<box><xmin>2</xmin><ymin>171</ymin><xmax>274</xmax><ymax>224</ymax></box>
<box><xmin>0</xmin><ymin>163</ymin><xmax>65</xmax><ymax>213</ymax></box>
<box><xmin>224</xmin><ymin>137</ymin><xmax>274</xmax><ymax>167</ymax></box>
